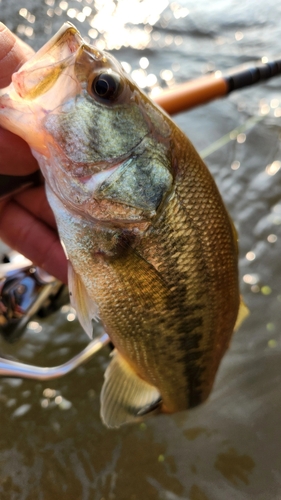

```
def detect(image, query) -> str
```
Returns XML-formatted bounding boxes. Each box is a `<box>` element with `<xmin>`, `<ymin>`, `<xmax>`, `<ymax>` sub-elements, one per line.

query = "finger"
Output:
<box><xmin>14</xmin><ymin>34</ymin><xmax>35</xmax><ymax>60</ymax></box>
<box><xmin>0</xmin><ymin>24</ymin><xmax>38</xmax><ymax>174</ymax></box>
<box><xmin>0</xmin><ymin>23</ymin><xmax>34</xmax><ymax>88</ymax></box>
<box><xmin>15</xmin><ymin>185</ymin><xmax>57</xmax><ymax>229</ymax></box>
<box><xmin>0</xmin><ymin>199</ymin><xmax>68</xmax><ymax>284</ymax></box>
<box><xmin>0</xmin><ymin>128</ymin><xmax>39</xmax><ymax>174</ymax></box>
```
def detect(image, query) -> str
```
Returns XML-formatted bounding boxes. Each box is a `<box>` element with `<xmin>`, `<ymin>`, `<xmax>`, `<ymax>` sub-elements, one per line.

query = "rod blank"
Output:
<box><xmin>155</xmin><ymin>59</ymin><xmax>281</xmax><ymax>115</ymax></box>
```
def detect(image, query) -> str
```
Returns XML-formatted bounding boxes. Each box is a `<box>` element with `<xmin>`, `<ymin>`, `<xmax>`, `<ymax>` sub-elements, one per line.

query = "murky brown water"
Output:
<box><xmin>1</xmin><ymin>0</ymin><xmax>281</xmax><ymax>499</ymax></box>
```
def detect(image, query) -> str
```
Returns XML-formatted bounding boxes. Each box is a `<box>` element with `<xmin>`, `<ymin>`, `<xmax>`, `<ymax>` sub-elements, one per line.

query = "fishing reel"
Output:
<box><xmin>0</xmin><ymin>251</ymin><xmax>68</xmax><ymax>343</ymax></box>
<box><xmin>0</xmin><ymin>251</ymin><xmax>109</xmax><ymax>379</ymax></box>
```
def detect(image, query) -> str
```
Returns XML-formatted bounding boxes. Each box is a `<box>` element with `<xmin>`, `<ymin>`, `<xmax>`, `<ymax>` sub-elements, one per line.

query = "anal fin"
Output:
<box><xmin>101</xmin><ymin>350</ymin><xmax>161</xmax><ymax>428</ymax></box>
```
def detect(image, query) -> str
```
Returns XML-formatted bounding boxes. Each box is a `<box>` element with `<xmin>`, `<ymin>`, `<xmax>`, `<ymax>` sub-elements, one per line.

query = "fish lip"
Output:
<box><xmin>11</xmin><ymin>23</ymin><xmax>102</xmax><ymax>102</ymax></box>
<box><xmin>32</xmin><ymin>22</ymin><xmax>83</xmax><ymax>60</ymax></box>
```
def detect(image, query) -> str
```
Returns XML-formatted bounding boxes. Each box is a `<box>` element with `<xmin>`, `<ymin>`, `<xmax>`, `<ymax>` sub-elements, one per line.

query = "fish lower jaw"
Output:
<box><xmin>0</xmin><ymin>93</ymin><xmax>49</xmax><ymax>155</ymax></box>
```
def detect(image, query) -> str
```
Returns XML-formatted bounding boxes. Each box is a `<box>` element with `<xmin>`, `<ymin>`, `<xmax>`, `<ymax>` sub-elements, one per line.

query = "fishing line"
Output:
<box><xmin>200</xmin><ymin>114</ymin><xmax>265</xmax><ymax>159</ymax></box>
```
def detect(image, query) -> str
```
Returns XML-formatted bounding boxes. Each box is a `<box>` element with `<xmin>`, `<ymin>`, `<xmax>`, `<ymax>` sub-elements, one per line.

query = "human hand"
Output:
<box><xmin>0</xmin><ymin>23</ymin><xmax>67</xmax><ymax>283</ymax></box>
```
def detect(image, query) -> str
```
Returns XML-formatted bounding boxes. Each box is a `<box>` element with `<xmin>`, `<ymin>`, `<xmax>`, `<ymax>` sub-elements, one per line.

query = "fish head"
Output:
<box><xmin>0</xmin><ymin>23</ymin><xmax>174</xmax><ymax>227</ymax></box>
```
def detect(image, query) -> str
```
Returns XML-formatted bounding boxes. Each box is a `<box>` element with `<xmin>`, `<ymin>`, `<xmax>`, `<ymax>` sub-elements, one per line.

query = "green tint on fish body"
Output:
<box><xmin>0</xmin><ymin>23</ymin><xmax>246</xmax><ymax>428</ymax></box>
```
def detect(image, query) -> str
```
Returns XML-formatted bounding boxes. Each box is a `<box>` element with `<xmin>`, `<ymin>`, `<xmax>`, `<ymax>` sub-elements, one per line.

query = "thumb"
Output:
<box><xmin>0</xmin><ymin>24</ymin><xmax>38</xmax><ymax>175</ymax></box>
<box><xmin>0</xmin><ymin>23</ymin><xmax>34</xmax><ymax>88</ymax></box>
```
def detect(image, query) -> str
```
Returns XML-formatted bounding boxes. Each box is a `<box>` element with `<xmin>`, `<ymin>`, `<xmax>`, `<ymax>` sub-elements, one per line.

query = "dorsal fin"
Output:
<box><xmin>100</xmin><ymin>350</ymin><xmax>161</xmax><ymax>428</ymax></box>
<box><xmin>68</xmin><ymin>261</ymin><xmax>99</xmax><ymax>338</ymax></box>
<box><xmin>234</xmin><ymin>297</ymin><xmax>249</xmax><ymax>332</ymax></box>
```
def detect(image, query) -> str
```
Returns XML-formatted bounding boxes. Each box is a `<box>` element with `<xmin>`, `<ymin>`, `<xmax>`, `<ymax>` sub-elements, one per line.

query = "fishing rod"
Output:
<box><xmin>155</xmin><ymin>58</ymin><xmax>281</xmax><ymax>114</ymax></box>
<box><xmin>1</xmin><ymin>56</ymin><xmax>281</xmax><ymax>379</ymax></box>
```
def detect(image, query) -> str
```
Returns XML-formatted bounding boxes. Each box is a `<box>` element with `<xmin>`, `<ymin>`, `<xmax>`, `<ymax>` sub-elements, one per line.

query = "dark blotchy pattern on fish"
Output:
<box><xmin>44</xmin><ymin>97</ymin><xmax>150</xmax><ymax>164</ymax></box>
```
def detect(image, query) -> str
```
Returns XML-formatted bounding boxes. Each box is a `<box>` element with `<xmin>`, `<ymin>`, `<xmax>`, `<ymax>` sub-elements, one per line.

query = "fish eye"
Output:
<box><xmin>90</xmin><ymin>72</ymin><xmax>121</xmax><ymax>102</ymax></box>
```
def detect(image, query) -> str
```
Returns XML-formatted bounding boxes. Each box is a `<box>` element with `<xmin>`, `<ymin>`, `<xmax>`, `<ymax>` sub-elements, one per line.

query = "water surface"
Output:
<box><xmin>1</xmin><ymin>1</ymin><xmax>281</xmax><ymax>499</ymax></box>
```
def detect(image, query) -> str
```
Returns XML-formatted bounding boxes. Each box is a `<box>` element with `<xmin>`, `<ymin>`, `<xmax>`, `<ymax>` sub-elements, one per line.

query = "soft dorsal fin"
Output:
<box><xmin>100</xmin><ymin>350</ymin><xmax>161</xmax><ymax>428</ymax></box>
<box><xmin>234</xmin><ymin>297</ymin><xmax>249</xmax><ymax>332</ymax></box>
<box><xmin>68</xmin><ymin>261</ymin><xmax>99</xmax><ymax>338</ymax></box>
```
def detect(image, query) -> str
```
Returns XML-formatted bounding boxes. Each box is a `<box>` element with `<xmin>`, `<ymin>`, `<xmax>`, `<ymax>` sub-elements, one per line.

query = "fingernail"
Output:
<box><xmin>0</xmin><ymin>22</ymin><xmax>8</xmax><ymax>33</ymax></box>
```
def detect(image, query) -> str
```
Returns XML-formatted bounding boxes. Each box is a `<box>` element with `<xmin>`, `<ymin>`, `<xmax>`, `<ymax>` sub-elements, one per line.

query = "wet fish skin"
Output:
<box><xmin>0</xmin><ymin>23</ymin><xmax>241</xmax><ymax>426</ymax></box>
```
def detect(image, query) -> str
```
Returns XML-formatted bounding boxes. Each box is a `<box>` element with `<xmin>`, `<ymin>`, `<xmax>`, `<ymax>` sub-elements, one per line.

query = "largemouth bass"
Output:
<box><xmin>0</xmin><ymin>23</ymin><xmax>247</xmax><ymax>428</ymax></box>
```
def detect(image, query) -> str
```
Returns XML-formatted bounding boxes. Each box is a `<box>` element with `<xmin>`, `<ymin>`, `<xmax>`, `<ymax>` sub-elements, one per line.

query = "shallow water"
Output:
<box><xmin>1</xmin><ymin>1</ymin><xmax>281</xmax><ymax>499</ymax></box>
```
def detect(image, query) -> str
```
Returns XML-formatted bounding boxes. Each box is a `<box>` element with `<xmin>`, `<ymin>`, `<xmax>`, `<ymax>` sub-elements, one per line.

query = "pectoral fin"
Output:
<box><xmin>101</xmin><ymin>350</ymin><xmax>161</xmax><ymax>428</ymax></box>
<box><xmin>68</xmin><ymin>261</ymin><xmax>99</xmax><ymax>338</ymax></box>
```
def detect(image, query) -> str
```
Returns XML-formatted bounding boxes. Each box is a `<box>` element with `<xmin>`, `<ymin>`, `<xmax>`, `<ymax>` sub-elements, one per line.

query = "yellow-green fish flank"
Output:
<box><xmin>0</xmin><ymin>23</ymin><xmax>246</xmax><ymax>427</ymax></box>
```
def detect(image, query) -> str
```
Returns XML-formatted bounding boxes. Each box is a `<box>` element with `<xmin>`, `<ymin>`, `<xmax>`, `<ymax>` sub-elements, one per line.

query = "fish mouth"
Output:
<box><xmin>0</xmin><ymin>23</ymin><xmax>100</xmax><ymax>154</ymax></box>
<box><xmin>11</xmin><ymin>23</ymin><xmax>100</xmax><ymax>101</ymax></box>
<box><xmin>1</xmin><ymin>22</ymin><xmax>101</xmax><ymax>105</ymax></box>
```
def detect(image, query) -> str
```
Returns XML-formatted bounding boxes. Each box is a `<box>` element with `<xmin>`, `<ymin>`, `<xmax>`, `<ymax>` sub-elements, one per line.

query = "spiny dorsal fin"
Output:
<box><xmin>68</xmin><ymin>261</ymin><xmax>99</xmax><ymax>338</ymax></box>
<box><xmin>100</xmin><ymin>350</ymin><xmax>161</xmax><ymax>428</ymax></box>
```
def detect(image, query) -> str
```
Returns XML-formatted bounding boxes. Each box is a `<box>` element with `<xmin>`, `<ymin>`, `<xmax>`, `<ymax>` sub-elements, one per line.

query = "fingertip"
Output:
<box><xmin>0</xmin><ymin>23</ymin><xmax>33</xmax><ymax>88</ymax></box>
<box><xmin>14</xmin><ymin>35</ymin><xmax>35</xmax><ymax>60</ymax></box>
<box><xmin>0</xmin><ymin>127</ymin><xmax>39</xmax><ymax>175</ymax></box>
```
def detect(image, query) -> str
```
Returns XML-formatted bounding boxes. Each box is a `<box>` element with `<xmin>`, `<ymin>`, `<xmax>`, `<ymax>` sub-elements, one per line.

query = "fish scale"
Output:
<box><xmin>84</xmin><ymin>140</ymin><xmax>239</xmax><ymax>411</ymax></box>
